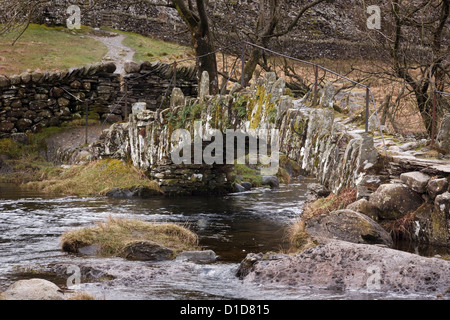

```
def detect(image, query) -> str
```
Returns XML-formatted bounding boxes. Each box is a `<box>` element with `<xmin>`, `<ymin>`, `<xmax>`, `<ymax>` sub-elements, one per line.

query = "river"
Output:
<box><xmin>0</xmin><ymin>181</ymin><xmax>446</xmax><ymax>300</ymax></box>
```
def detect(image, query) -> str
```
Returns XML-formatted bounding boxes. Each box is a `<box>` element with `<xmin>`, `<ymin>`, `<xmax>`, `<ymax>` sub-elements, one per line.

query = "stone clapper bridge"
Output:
<box><xmin>94</xmin><ymin>68</ymin><xmax>445</xmax><ymax>197</ymax></box>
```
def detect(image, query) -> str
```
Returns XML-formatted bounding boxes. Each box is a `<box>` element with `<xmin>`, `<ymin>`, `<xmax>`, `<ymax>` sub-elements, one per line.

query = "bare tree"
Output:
<box><xmin>359</xmin><ymin>0</ymin><xmax>450</xmax><ymax>136</ymax></box>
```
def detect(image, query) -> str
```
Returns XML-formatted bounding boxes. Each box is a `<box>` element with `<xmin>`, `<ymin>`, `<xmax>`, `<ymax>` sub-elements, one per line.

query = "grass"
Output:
<box><xmin>0</xmin><ymin>122</ymin><xmax>100</xmax><ymax>183</ymax></box>
<box><xmin>287</xmin><ymin>188</ymin><xmax>357</xmax><ymax>252</ymax></box>
<box><xmin>61</xmin><ymin>216</ymin><xmax>199</xmax><ymax>258</ymax></box>
<box><xmin>117</xmin><ymin>29</ymin><xmax>193</xmax><ymax>64</ymax></box>
<box><xmin>300</xmin><ymin>188</ymin><xmax>357</xmax><ymax>221</ymax></box>
<box><xmin>234</xmin><ymin>163</ymin><xmax>263</xmax><ymax>187</ymax></box>
<box><xmin>0</xmin><ymin>24</ymin><xmax>108</xmax><ymax>75</ymax></box>
<box><xmin>26</xmin><ymin>158</ymin><xmax>161</xmax><ymax>196</ymax></box>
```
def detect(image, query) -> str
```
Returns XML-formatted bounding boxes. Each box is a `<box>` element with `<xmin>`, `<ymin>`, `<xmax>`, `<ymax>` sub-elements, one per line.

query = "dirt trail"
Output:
<box><xmin>89</xmin><ymin>33</ymin><xmax>135</xmax><ymax>74</ymax></box>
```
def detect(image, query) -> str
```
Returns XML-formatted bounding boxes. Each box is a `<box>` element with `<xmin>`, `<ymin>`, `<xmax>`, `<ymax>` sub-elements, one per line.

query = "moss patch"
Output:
<box><xmin>61</xmin><ymin>217</ymin><xmax>199</xmax><ymax>258</ymax></box>
<box><xmin>26</xmin><ymin>159</ymin><xmax>161</xmax><ymax>196</ymax></box>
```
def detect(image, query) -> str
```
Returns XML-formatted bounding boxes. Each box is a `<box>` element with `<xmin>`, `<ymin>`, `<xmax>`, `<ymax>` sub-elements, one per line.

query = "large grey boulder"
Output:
<box><xmin>121</xmin><ymin>240</ymin><xmax>174</xmax><ymax>261</ymax></box>
<box><xmin>369</xmin><ymin>183</ymin><xmax>423</xmax><ymax>220</ymax></box>
<box><xmin>400</xmin><ymin>171</ymin><xmax>431</xmax><ymax>193</ymax></box>
<box><xmin>237</xmin><ymin>240</ymin><xmax>450</xmax><ymax>295</ymax></box>
<box><xmin>4</xmin><ymin>279</ymin><xmax>65</xmax><ymax>300</ymax></box>
<box><xmin>305</xmin><ymin>209</ymin><xmax>393</xmax><ymax>247</ymax></box>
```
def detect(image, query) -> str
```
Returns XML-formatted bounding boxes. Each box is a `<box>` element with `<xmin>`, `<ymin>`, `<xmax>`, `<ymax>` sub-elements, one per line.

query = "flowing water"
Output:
<box><xmin>0</xmin><ymin>181</ymin><xmax>446</xmax><ymax>300</ymax></box>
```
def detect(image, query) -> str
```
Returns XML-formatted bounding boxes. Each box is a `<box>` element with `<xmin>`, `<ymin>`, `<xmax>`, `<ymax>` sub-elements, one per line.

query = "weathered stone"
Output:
<box><xmin>0</xmin><ymin>122</ymin><xmax>15</xmax><ymax>133</ymax></box>
<box><xmin>433</xmin><ymin>192</ymin><xmax>450</xmax><ymax>245</ymax></box>
<box><xmin>77</xmin><ymin>244</ymin><xmax>102</xmax><ymax>256</ymax></box>
<box><xmin>10</xmin><ymin>133</ymin><xmax>29</xmax><ymax>145</ymax></box>
<box><xmin>124</xmin><ymin>61</ymin><xmax>141</xmax><ymax>73</ymax></box>
<box><xmin>262</xmin><ymin>176</ymin><xmax>279</xmax><ymax>189</ymax></box>
<box><xmin>19</xmin><ymin>72</ymin><xmax>31</xmax><ymax>84</ymax></box>
<box><xmin>176</xmin><ymin>250</ymin><xmax>217</xmax><ymax>263</ymax></box>
<box><xmin>436</xmin><ymin>113</ymin><xmax>450</xmax><ymax>153</ymax></box>
<box><xmin>121</xmin><ymin>240</ymin><xmax>174</xmax><ymax>261</ymax></box>
<box><xmin>241</xmin><ymin>182</ymin><xmax>252</xmax><ymax>190</ymax></box>
<box><xmin>4</xmin><ymin>279</ymin><xmax>65</xmax><ymax>300</ymax></box>
<box><xmin>319</xmin><ymin>81</ymin><xmax>336</xmax><ymax>108</ymax></box>
<box><xmin>234</xmin><ymin>183</ymin><xmax>246</xmax><ymax>193</ymax></box>
<box><xmin>357</xmin><ymin>133</ymin><xmax>379</xmax><ymax>173</ymax></box>
<box><xmin>369</xmin><ymin>183</ymin><xmax>423</xmax><ymax>220</ymax></box>
<box><xmin>0</xmin><ymin>75</ymin><xmax>10</xmax><ymax>88</ymax></box>
<box><xmin>31</xmin><ymin>72</ymin><xmax>44</xmax><ymax>83</ymax></box>
<box><xmin>106</xmin><ymin>188</ymin><xmax>133</xmax><ymax>198</ymax></box>
<box><xmin>305</xmin><ymin>209</ymin><xmax>393</xmax><ymax>247</ymax></box>
<box><xmin>170</xmin><ymin>88</ymin><xmax>185</xmax><ymax>110</ymax></box>
<box><xmin>238</xmin><ymin>240</ymin><xmax>450</xmax><ymax>294</ymax></box>
<box><xmin>70</xmin><ymin>80</ymin><xmax>82</xmax><ymax>89</ymax></box>
<box><xmin>16</xmin><ymin>118</ymin><xmax>33</xmax><ymax>131</ymax></box>
<box><xmin>307</xmin><ymin>183</ymin><xmax>330</xmax><ymax>198</ymax></box>
<box><xmin>132</xmin><ymin>102</ymin><xmax>147</xmax><ymax>114</ymax></box>
<box><xmin>199</xmin><ymin>71</ymin><xmax>210</xmax><ymax>101</ymax></box>
<box><xmin>400</xmin><ymin>171</ymin><xmax>431</xmax><ymax>193</ymax></box>
<box><xmin>58</xmin><ymin>98</ymin><xmax>70</xmax><ymax>108</ymax></box>
<box><xmin>270</xmin><ymin>77</ymin><xmax>285</xmax><ymax>103</ymax></box>
<box><xmin>427</xmin><ymin>178</ymin><xmax>449</xmax><ymax>199</ymax></box>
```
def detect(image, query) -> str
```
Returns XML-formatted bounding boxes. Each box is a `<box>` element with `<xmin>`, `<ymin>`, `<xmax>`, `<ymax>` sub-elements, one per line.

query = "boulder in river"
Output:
<box><xmin>237</xmin><ymin>240</ymin><xmax>450</xmax><ymax>295</ymax></box>
<box><xmin>121</xmin><ymin>240</ymin><xmax>174</xmax><ymax>261</ymax></box>
<box><xmin>4</xmin><ymin>278</ymin><xmax>65</xmax><ymax>300</ymax></box>
<box><xmin>305</xmin><ymin>209</ymin><xmax>393</xmax><ymax>247</ymax></box>
<box><xmin>262</xmin><ymin>176</ymin><xmax>279</xmax><ymax>189</ymax></box>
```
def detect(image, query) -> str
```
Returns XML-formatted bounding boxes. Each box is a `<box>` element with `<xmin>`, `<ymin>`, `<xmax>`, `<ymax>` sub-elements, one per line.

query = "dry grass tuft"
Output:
<box><xmin>301</xmin><ymin>188</ymin><xmax>357</xmax><ymax>221</ymax></box>
<box><xmin>380</xmin><ymin>212</ymin><xmax>416</xmax><ymax>241</ymax></box>
<box><xmin>61</xmin><ymin>216</ymin><xmax>199</xmax><ymax>258</ymax></box>
<box><xmin>27</xmin><ymin>159</ymin><xmax>161</xmax><ymax>196</ymax></box>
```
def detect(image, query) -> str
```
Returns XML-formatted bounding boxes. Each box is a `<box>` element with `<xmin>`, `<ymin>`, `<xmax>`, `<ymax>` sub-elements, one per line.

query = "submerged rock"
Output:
<box><xmin>4</xmin><ymin>278</ymin><xmax>65</xmax><ymax>300</ymax></box>
<box><xmin>121</xmin><ymin>240</ymin><xmax>174</xmax><ymax>261</ymax></box>
<box><xmin>176</xmin><ymin>250</ymin><xmax>217</xmax><ymax>263</ymax></box>
<box><xmin>305</xmin><ymin>209</ymin><xmax>393</xmax><ymax>247</ymax></box>
<box><xmin>238</xmin><ymin>240</ymin><xmax>450</xmax><ymax>295</ymax></box>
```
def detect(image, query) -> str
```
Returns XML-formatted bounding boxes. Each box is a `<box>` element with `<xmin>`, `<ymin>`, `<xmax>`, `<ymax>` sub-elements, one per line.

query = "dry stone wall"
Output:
<box><xmin>0</xmin><ymin>62</ymin><xmax>120</xmax><ymax>138</ymax></box>
<box><xmin>0</xmin><ymin>61</ymin><xmax>198</xmax><ymax>138</ymax></box>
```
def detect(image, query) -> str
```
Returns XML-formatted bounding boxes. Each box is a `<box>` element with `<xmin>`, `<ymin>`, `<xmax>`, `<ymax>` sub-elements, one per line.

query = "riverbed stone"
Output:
<box><xmin>305</xmin><ymin>209</ymin><xmax>393</xmax><ymax>247</ymax></box>
<box><xmin>368</xmin><ymin>183</ymin><xmax>423</xmax><ymax>220</ymax></box>
<box><xmin>237</xmin><ymin>240</ymin><xmax>450</xmax><ymax>295</ymax></box>
<box><xmin>121</xmin><ymin>240</ymin><xmax>174</xmax><ymax>261</ymax></box>
<box><xmin>400</xmin><ymin>171</ymin><xmax>431</xmax><ymax>193</ymax></box>
<box><xmin>262</xmin><ymin>176</ymin><xmax>279</xmax><ymax>189</ymax></box>
<box><xmin>176</xmin><ymin>250</ymin><xmax>217</xmax><ymax>263</ymax></box>
<box><xmin>4</xmin><ymin>278</ymin><xmax>65</xmax><ymax>300</ymax></box>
